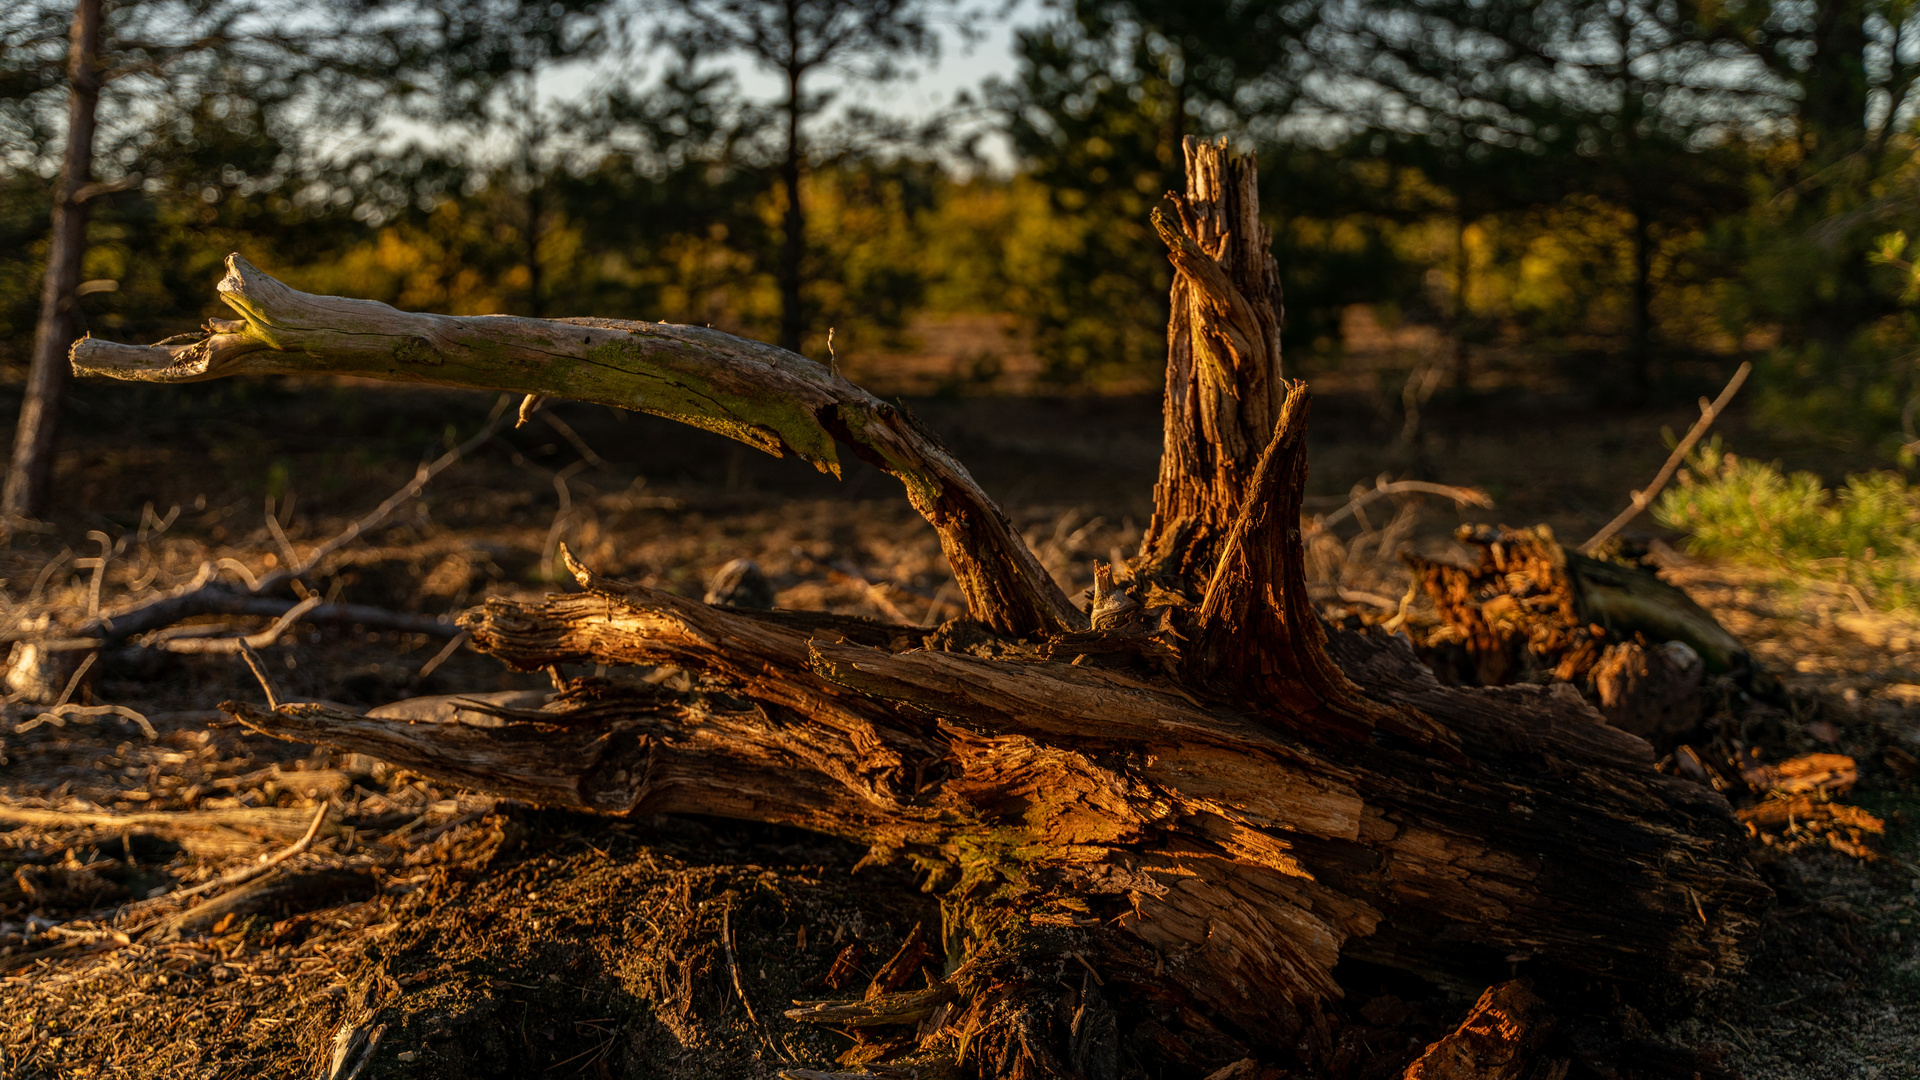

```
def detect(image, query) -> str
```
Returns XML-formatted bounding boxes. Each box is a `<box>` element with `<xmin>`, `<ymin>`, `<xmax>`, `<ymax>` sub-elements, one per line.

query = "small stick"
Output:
<box><xmin>169</xmin><ymin>799</ymin><xmax>332</xmax><ymax>901</ymax></box>
<box><xmin>214</xmin><ymin>557</ymin><xmax>260</xmax><ymax>589</ymax></box>
<box><xmin>84</xmin><ymin>530</ymin><xmax>112</xmax><ymax>621</ymax></box>
<box><xmin>160</xmin><ymin>595</ymin><xmax>321</xmax><ymax>655</ymax></box>
<box><xmin>27</xmin><ymin>548</ymin><xmax>71</xmax><ymax>605</ymax></box>
<box><xmin>265</xmin><ymin>506</ymin><xmax>300</xmax><ymax>571</ymax></box>
<box><xmin>417</xmin><ymin>630</ymin><xmax>470</xmax><ymax>677</ymax></box>
<box><xmin>1579</xmin><ymin>361</ymin><xmax>1751</xmax><ymax>555</ymax></box>
<box><xmin>1068</xmin><ymin>950</ymin><xmax>1105</xmax><ymax>986</ymax></box>
<box><xmin>51</xmin><ymin>650</ymin><xmax>98</xmax><ymax>708</ymax></box>
<box><xmin>721</xmin><ymin>902</ymin><xmax>780</xmax><ymax>1057</ymax></box>
<box><xmin>1308</xmin><ymin>478</ymin><xmax>1493</xmax><ymax>537</ymax></box>
<box><xmin>17</xmin><ymin>702</ymin><xmax>156</xmax><ymax>740</ymax></box>
<box><xmin>538</xmin><ymin>409</ymin><xmax>606</xmax><ymax>468</ymax></box>
<box><xmin>541</xmin><ymin>460</ymin><xmax>588</xmax><ymax>581</ymax></box>
<box><xmin>236</xmin><ymin>640</ymin><xmax>281</xmax><ymax>709</ymax></box>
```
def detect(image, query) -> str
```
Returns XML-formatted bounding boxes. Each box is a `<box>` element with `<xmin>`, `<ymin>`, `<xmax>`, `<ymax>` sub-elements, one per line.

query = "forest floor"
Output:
<box><xmin>0</xmin><ymin>369</ymin><xmax>1914</xmax><ymax>1079</ymax></box>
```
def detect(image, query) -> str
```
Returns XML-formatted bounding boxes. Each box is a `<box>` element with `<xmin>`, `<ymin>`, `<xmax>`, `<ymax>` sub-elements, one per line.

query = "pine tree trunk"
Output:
<box><xmin>6</xmin><ymin>0</ymin><xmax>103</xmax><ymax>521</ymax></box>
<box><xmin>778</xmin><ymin>64</ymin><xmax>806</xmax><ymax>354</ymax></box>
<box><xmin>70</xmin><ymin>140</ymin><xmax>1767</xmax><ymax>1077</ymax></box>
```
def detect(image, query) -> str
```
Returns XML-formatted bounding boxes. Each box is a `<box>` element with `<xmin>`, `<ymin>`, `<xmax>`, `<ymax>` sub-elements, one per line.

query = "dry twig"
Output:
<box><xmin>1307</xmin><ymin>477</ymin><xmax>1493</xmax><ymax>537</ymax></box>
<box><xmin>236</xmin><ymin>640</ymin><xmax>281</xmax><ymax>710</ymax></box>
<box><xmin>167</xmin><ymin>799</ymin><xmax>332</xmax><ymax>902</ymax></box>
<box><xmin>16</xmin><ymin>702</ymin><xmax>155</xmax><ymax>740</ymax></box>
<box><xmin>1580</xmin><ymin>361</ymin><xmax>1752</xmax><ymax>555</ymax></box>
<box><xmin>158</xmin><ymin>596</ymin><xmax>321</xmax><ymax>655</ymax></box>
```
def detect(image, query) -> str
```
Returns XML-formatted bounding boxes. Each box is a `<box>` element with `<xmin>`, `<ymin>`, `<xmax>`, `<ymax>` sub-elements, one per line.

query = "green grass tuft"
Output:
<box><xmin>1654</xmin><ymin>438</ymin><xmax>1920</xmax><ymax>613</ymax></box>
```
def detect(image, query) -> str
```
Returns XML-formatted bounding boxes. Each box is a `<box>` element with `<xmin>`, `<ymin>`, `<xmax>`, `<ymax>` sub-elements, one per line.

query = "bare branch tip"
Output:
<box><xmin>557</xmin><ymin>543</ymin><xmax>595</xmax><ymax>589</ymax></box>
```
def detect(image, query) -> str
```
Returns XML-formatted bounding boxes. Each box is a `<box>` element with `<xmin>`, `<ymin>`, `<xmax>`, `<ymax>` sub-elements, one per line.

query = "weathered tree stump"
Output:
<box><xmin>72</xmin><ymin>139</ymin><xmax>1767</xmax><ymax>1076</ymax></box>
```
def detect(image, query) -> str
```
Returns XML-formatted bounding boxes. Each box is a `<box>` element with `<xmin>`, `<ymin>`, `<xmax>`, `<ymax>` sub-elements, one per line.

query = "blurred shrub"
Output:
<box><xmin>1655</xmin><ymin>438</ymin><xmax>1920</xmax><ymax>613</ymax></box>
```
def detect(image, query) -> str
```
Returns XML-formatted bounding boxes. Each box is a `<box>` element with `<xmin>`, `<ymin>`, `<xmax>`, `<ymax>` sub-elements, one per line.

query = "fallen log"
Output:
<box><xmin>72</xmin><ymin>139</ymin><xmax>1768</xmax><ymax>1076</ymax></box>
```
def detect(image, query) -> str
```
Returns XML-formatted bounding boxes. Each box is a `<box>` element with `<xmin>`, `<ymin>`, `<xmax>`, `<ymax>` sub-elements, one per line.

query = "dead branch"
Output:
<box><xmin>156</xmin><ymin>596</ymin><xmax>320</xmax><ymax>654</ymax></box>
<box><xmin>70</xmin><ymin>257</ymin><xmax>1081</xmax><ymax>636</ymax></box>
<box><xmin>167</xmin><ymin>799</ymin><xmax>332</xmax><ymax>901</ymax></box>
<box><xmin>1580</xmin><ymin>361</ymin><xmax>1751</xmax><ymax>555</ymax></box>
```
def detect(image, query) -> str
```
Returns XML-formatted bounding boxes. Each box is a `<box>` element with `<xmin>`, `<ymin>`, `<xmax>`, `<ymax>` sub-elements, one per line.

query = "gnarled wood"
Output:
<box><xmin>70</xmin><ymin>255</ymin><xmax>1079</xmax><ymax>637</ymax></box>
<box><xmin>1139</xmin><ymin>138</ymin><xmax>1286</xmax><ymax>586</ymax></box>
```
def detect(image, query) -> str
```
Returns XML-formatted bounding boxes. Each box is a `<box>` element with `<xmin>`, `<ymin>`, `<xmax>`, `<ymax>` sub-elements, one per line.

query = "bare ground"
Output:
<box><xmin>0</xmin><ymin>376</ymin><xmax>1914</xmax><ymax>1079</ymax></box>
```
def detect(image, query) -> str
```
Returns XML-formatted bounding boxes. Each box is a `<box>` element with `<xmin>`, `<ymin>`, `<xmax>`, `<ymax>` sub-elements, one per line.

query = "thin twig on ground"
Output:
<box><xmin>166</xmin><ymin>799</ymin><xmax>332</xmax><ymax>903</ymax></box>
<box><xmin>1307</xmin><ymin>477</ymin><xmax>1493</xmax><ymax>538</ymax></box>
<box><xmin>722</xmin><ymin>901</ymin><xmax>781</xmax><ymax>1059</ymax></box>
<box><xmin>417</xmin><ymin>631</ymin><xmax>470</xmax><ymax>678</ymax></box>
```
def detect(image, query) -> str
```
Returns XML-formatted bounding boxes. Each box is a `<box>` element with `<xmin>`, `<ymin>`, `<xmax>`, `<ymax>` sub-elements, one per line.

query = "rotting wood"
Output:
<box><xmin>73</xmin><ymin>139</ymin><xmax>1768</xmax><ymax>1077</ymax></box>
<box><xmin>1408</xmin><ymin>524</ymin><xmax>1750</xmax><ymax>690</ymax></box>
<box><xmin>1400</xmin><ymin>979</ymin><xmax>1552</xmax><ymax>1080</ymax></box>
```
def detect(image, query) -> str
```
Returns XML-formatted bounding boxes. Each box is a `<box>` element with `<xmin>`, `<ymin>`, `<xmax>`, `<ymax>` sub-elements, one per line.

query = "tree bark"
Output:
<box><xmin>1139</xmin><ymin>138</ymin><xmax>1285</xmax><ymax>587</ymax></box>
<box><xmin>72</xmin><ymin>145</ymin><xmax>1767</xmax><ymax>1076</ymax></box>
<box><xmin>6</xmin><ymin>0</ymin><xmax>103</xmax><ymax>521</ymax></box>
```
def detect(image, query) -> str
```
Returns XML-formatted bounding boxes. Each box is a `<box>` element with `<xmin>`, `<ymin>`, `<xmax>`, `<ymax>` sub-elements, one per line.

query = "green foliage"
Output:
<box><xmin>1655</xmin><ymin>438</ymin><xmax>1920</xmax><ymax>612</ymax></box>
<box><xmin>7</xmin><ymin>0</ymin><xmax>1920</xmax><ymax>423</ymax></box>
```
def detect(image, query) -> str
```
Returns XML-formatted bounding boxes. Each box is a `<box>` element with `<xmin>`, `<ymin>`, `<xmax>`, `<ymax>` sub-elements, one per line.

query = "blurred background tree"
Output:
<box><xmin>6</xmin><ymin>0</ymin><xmax>1920</xmax><ymax>515</ymax></box>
